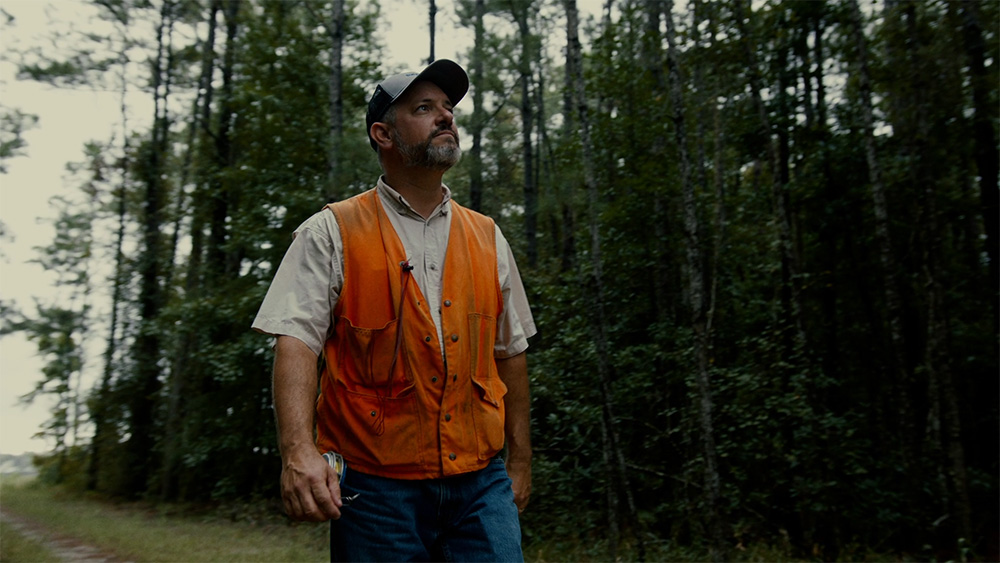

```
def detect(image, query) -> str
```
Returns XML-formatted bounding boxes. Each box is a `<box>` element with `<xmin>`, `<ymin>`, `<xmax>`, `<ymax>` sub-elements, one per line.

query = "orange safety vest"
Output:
<box><xmin>315</xmin><ymin>189</ymin><xmax>506</xmax><ymax>479</ymax></box>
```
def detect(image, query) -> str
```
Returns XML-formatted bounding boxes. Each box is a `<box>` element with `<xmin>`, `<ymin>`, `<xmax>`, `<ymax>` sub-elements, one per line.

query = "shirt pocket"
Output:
<box><xmin>468</xmin><ymin>313</ymin><xmax>507</xmax><ymax>460</ymax></box>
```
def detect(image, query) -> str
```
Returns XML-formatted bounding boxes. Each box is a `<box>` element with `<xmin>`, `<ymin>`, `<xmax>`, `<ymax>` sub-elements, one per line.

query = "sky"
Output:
<box><xmin>0</xmin><ymin>0</ymin><xmax>601</xmax><ymax>456</ymax></box>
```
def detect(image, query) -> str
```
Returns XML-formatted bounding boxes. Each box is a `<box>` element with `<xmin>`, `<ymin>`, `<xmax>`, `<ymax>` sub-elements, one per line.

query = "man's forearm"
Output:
<box><xmin>273</xmin><ymin>335</ymin><xmax>320</xmax><ymax>456</ymax></box>
<box><xmin>497</xmin><ymin>351</ymin><xmax>531</xmax><ymax>511</ymax></box>
<box><xmin>273</xmin><ymin>335</ymin><xmax>343</xmax><ymax>521</ymax></box>
<box><xmin>497</xmin><ymin>352</ymin><xmax>531</xmax><ymax>462</ymax></box>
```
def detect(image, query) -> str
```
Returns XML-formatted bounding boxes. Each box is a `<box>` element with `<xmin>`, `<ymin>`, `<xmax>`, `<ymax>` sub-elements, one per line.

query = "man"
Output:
<box><xmin>252</xmin><ymin>59</ymin><xmax>536</xmax><ymax>562</ymax></box>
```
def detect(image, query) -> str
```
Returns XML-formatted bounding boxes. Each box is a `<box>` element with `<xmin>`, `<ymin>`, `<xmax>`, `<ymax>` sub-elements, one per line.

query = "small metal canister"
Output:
<box><xmin>322</xmin><ymin>451</ymin><xmax>347</xmax><ymax>482</ymax></box>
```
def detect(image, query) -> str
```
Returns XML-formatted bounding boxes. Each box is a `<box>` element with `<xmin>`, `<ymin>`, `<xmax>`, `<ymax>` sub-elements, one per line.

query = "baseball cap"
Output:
<box><xmin>366</xmin><ymin>59</ymin><xmax>470</xmax><ymax>151</ymax></box>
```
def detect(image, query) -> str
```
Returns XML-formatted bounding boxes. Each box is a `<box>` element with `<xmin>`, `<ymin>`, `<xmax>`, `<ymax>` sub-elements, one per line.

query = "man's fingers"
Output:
<box><xmin>280</xmin><ymin>454</ymin><xmax>342</xmax><ymax>521</ymax></box>
<box><xmin>311</xmin><ymin>477</ymin><xmax>341</xmax><ymax>520</ymax></box>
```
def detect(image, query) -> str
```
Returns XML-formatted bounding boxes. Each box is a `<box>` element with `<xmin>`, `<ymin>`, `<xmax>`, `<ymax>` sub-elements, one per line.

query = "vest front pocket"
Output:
<box><xmin>468</xmin><ymin>313</ymin><xmax>507</xmax><ymax>460</ymax></box>
<box><xmin>336</xmin><ymin>388</ymin><xmax>424</xmax><ymax>467</ymax></box>
<box><xmin>337</xmin><ymin>316</ymin><xmax>414</xmax><ymax>397</ymax></box>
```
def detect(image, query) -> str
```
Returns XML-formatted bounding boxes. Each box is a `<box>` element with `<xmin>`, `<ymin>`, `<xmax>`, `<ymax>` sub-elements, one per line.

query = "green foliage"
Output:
<box><xmin>8</xmin><ymin>0</ymin><xmax>997</xmax><ymax>559</ymax></box>
<box><xmin>0</xmin><ymin>108</ymin><xmax>38</xmax><ymax>172</ymax></box>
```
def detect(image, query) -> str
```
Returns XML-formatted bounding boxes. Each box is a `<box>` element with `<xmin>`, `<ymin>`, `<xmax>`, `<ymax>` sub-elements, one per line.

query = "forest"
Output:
<box><xmin>0</xmin><ymin>0</ymin><xmax>997</xmax><ymax>560</ymax></box>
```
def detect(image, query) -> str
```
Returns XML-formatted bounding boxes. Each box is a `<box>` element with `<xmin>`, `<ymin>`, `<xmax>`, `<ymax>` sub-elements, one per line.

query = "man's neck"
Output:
<box><xmin>383</xmin><ymin>169</ymin><xmax>447</xmax><ymax>219</ymax></box>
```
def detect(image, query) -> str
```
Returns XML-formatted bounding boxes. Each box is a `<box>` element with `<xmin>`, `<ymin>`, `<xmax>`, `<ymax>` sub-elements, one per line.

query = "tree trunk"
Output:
<box><xmin>88</xmin><ymin>2</ymin><xmax>134</xmax><ymax>492</ymax></box>
<box><xmin>428</xmin><ymin>0</ymin><xmax>437</xmax><ymax>63</ymax></box>
<box><xmin>565</xmin><ymin>1</ymin><xmax>643</xmax><ymax>559</ymax></box>
<box><xmin>847</xmin><ymin>0</ymin><xmax>916</xmax><ymax>469</ymax></box>
<box><xmin>642</xmin><ymin>0</ymin><xmax>670</xmax><ymax>324</ymax></box>
<box><xmin>327</xmin><ymin>0</ymin><xmax>345</xmax><ymax>199</ymax></box>
<box><xmin>664</xmin><ymin>1</ymin><xmax>726</xmax><ymax>559</ymax></box>
<box><xmin>956</xmin><ymin>0</ymin><xmax>999</xmax><ymax>325</ymax></box>
<box><xmin>206</xmin><ymin>0</ymin><xmax>240</xmax><ymax>279</ymax></box>
<box><xmin>469</xmin><ymin>0</ymin><xmax>485</xmax><ymax>212</ymax></box>
<box><xmin>124</xmin><ymin>0</ymin><xmax>176</xmax><ymax>497</ymax></box>
<box><xmin>160</xmin><ymin>0</ymin><xmax>220</xmax><ymax>500</ymax></box>
<box><xmin>733</xmin><ymin>0</ymin><xmax>807</xmax><ymax>354</ymax></box>
<box><xmin>512</xmin><ymin>1</ymin><xmax>537</xmax><ymax>267</ymax></box>
<box><xmin>888</xmin><ymin>1</ymin><xmax>973</xmax><ymax>545</ymax></box>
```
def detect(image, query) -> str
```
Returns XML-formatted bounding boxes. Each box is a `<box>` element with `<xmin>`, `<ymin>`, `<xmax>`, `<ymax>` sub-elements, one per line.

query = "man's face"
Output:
<box><xmin>388</xmin><ymin>81</ymin><xmax>461</xmax><ymax>170</ymax></box>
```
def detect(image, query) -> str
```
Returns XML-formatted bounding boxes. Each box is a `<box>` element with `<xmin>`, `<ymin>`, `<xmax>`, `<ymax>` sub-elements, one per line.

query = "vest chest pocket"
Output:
<box><xmin>336</xmin><ymin>316</ymin><xmax>415</xmax><ymax>398</ymax></box>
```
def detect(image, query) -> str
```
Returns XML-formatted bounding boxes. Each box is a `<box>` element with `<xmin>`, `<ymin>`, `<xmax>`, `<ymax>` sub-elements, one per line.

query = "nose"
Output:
<box><xmin>435</xmin><ymin>105</ymin><xmax>454</xmax><ymax>128</ymax></box>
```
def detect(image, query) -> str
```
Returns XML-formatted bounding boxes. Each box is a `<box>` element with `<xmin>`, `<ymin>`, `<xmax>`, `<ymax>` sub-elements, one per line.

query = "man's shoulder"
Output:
<box><xmin>293</xmin><ymin>204</ymin><xmax>342</xmax><ymax>241</ymax></box>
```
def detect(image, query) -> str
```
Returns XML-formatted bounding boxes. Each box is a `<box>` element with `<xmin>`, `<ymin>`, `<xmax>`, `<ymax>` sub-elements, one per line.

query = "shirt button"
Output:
<box><xmin>444</xmin><ymin>413</ymin><xmax>452</xmax><ymax>421</ymax></box>
<box><xmin>448</xmin><ymin>453</ymin><xmax>457</xmax><ymax>461</ymax></box>
<box><xmin>451</xmin><ymin>334</ymin><xmax>459</xmax><ymax>342</ymax></box>
<box><xmin>443</xmin><ymin>300</ymin><xmax>452</xmax><ymax>307</ymax></box>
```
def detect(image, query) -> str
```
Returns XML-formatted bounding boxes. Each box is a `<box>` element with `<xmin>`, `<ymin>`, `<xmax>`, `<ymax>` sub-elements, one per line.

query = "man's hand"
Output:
<box><xmin>506</xmin><ymin>458</ymin><xmax>532</xmax><ymax>513</ymax></box>
<box><xmin>280</xmin><ymin>447</ymin><xmax>342</xmax><ymax>521</ymax></box>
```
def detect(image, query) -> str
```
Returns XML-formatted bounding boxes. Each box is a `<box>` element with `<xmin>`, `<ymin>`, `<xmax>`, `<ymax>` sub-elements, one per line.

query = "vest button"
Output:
<box><xmin>451</xmin><ymin>334</ymin><xmax>459</xmax><ymax>342</ymax></box>
<box><xmin>444</xmin><ymin>300</ymin><xmax>452</xmax><ymax>307</ymax></box>
<box><xmin>370</xmin><ymin>410</ymin><xmax>377</xmax><ymax>417</ymax></box>
<box><xmin>425</xmin><ymin>336</ymin><xmax>432</xmax><ymax>342</ymax></box>
<box><xmin>444</xmin><ymin>413</ymin><xmax>452</xmax><ymax>421</ymax></box>
<box><xmin>448</xmin><ymin>453</ymin><xmax>457</xmax><ymax>461</ymax></box>
<box><xmin>432</xmin><ymin>376</ymin><xmax>438</xmax><ymax>383</ymax></box>
<box><xmin>453</xmin><ymin>374</ymin><xmax>457</xmax><ymax>381</ymax></box>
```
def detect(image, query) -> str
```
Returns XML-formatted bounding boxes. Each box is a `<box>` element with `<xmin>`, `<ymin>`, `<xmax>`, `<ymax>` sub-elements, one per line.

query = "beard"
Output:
<box><xmin>394</xmin><ymin>127</ymin><xmax>462</xmax><ymax>170</ymax></box>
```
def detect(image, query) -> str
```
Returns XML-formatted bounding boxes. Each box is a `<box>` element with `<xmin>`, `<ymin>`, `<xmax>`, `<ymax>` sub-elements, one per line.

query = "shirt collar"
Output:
<box><xmin>377</xmin><ymin>176</ymin><xmax>452</xmax><ymax>220</ymax></box>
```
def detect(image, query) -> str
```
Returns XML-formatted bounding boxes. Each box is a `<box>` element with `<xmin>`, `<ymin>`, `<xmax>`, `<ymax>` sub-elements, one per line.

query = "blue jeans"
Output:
<box><xmin>330</xmin><ymin>457</ymin><xmax>523</xmax><ymax>562</ymax></box>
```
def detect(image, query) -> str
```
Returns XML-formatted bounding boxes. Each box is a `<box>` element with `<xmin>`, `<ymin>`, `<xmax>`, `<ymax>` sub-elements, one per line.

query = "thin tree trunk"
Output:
<box><xmin>956</xmin><ymin>0</ymin><xmax>999</xmax><ymax>324</ymax></box>
<box><xmin>207</xmin><ymin>0</ymin><xmax>240</xmax><ymax>279</ymax></box>
<box><xmin>125</xmin><ymin>0</ymin><xmax>175</xmax><ymax>497</ymax></box>
<box><xmin>160</xmin><ymin>0</ymin><xmax>220</xmax><ymax>500</ymax></box>
<box><xmin>664</xmin><ymin>2</ymin><xmax>725</xmax><ymax>560</ymax></box>
<box><xmin>733</xmin><ymin>0</ymin><xmax>807</xmax><ymax>353</ymax></box>
<box><xmin>565</xmin><ymin>1</ymin><xmax>643</xmax><ymax>559</ymax></box>
<box><xmin>512</xmin><ymin>1</ymin><xmax>537</xmax><ymax>267</ymax></box>
<box><xmin>327</xmin><ymin>0</ymin><xmax>344</xmax><ymax>199</ymax></box>
<box><xmin>428</xmin><ymin>0</ymin><xmax>437</xmax><ymax>63</ymax></box>
<box><xmin>642</xmin><ymin>0</ymin><xmax>670</xmax><ymax>324</ymax></box>
<box><xmin>888</xmin><ymin>2</ymin><xmax>973</xmax><ymax>545</ymax></box>
<box><xmin>88</xmin><ymin>3</ymin><xmax>133</xmax><ymax>492</ymax></box>
<box><xmin>469</xmin><ymin>0</ymin><xmax>485</xmax><ymax>212</ymax></box>
<box><xmin>847</xmin><ymin>0</ymin><xmax>916</xmax><ymax>469</ymax></box>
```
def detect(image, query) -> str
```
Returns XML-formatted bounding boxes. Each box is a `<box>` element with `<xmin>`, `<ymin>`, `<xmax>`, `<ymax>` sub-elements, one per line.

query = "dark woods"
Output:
<box><xmin>2</xmin><ymin>0</ymin><xmax>996</xmax><ymax>559</ymax></box>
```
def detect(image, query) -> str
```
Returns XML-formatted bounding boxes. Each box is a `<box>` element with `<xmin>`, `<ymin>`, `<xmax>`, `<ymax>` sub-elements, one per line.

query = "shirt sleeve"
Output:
<box><xmin>251</xmin><ymin>210</ymin><xmax>344</xmax><ymax>356</ymax></box>
<box><xmin>494</xmin><ymin>224</ymin><xmax>537</xmax><ymax>358</ymax></box>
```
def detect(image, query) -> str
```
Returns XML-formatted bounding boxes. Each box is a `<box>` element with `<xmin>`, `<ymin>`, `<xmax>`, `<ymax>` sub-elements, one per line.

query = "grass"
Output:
<box><xmin>1</xmin><ymin>521</ymin><xmax>58</xmax><ymax>562</ymax></box>
<box><xmin>0</xmin><ymin>477</ymin><xmax>328</xmax><ymax>562</ymax></box>
<box><xmin>1</xmin><ymin>476</ymin><xmax>909</xmax><ymax>562</ymax></box>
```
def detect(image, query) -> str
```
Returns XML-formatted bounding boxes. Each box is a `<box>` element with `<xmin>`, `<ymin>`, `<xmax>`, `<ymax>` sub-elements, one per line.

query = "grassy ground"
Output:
<box><xmin>0</xmin><ymin>477</ymin><xmax>328</xmax><ymax>562</ymax></box>
<box><xmin>1</xmin><ymin>520</ymin><xmax>58</xmax><ymax>561</ymax></box>
<box><xmin>0</xmin><ymin>476</ymin><xmax>846</xmax><ymax>562</ymax></box>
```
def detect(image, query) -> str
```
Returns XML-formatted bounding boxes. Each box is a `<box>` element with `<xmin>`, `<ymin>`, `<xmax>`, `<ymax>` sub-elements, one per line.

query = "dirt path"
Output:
<box><xmin>0</xmin><ymin>507</ymin><xmax>131</xmax><ymax>562</ymax></box>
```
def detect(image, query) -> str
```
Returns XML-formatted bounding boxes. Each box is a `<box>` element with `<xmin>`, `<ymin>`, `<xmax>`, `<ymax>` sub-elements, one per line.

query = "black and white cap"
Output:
<box><xmin>365</xmin><ymin>59</ymin><xmax>469</xmax><ymax>151</ymax></box>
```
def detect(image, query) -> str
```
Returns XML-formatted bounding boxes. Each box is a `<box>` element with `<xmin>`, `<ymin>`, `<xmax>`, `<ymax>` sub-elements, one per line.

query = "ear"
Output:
<box><xmin>370</xmin><ymin>122</ymin><xmax>393</xmax><ymax>151</ymax></box>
